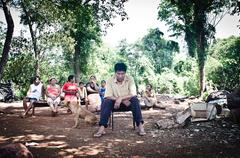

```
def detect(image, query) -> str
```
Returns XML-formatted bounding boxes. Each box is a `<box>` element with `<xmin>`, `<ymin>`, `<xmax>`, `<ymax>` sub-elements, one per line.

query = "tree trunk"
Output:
<box><xmin>21</xmin><ymin>1</ymin><xmax>40</xmax><ymax>76</ymax></box>
<box><xmin>194</xmin><ymin>3</ymin><xmax>207</xmax><ymax>97</ymax></box>
<box><xmin>74</xmin><ymin>42</ymin><xmax>81</xmax><ymax>83</ymax></box>
<box><xmin>0</xmin><ymin>0</ymin><xmax>14</xmax><ymax>80</ymax></box>
<box><xmin>197</xmin><ymin>45</ymin><xmax>206</xmax><ymax>97</ymax></box>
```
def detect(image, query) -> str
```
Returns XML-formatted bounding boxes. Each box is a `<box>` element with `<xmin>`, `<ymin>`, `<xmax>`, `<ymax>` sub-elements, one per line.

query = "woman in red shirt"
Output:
<box><xmin>62</xmin><ymin>75</ymin><xmax>79</xmax><ymax>103</ymax></box>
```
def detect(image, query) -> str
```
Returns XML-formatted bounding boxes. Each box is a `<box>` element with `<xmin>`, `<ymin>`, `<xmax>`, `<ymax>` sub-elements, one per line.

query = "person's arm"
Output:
<box><xmin>45</xmin><ymin>85</ymin><xmax>50</xmax><ymax>97</ymax></box>
<box><xmin>120</xmin><ymin>95</ymin><xmax>135</xmax><ymax>101</ymax></box>
<box><xmin>104</xmin><ymin>79</ymin><xmax>115</xmax><ymax>100</ymax></box>
<box><xmin>143</xmin><ymin>91</ymin><xmax>151</xmax><ymax>102</ymax></box>
<box><xmin>105</xmin><ymin>96</ymin><xmax>118</xmax><ymax>100</ymax></box>
<box><xmin>62</xmin><ymin>83</ymin><xmax>77</xmax><ymax>95</ymax></box>
<box><xmin>152</xmin><ymin>90</ymin><xmax>157</xmax><ymax>100</ymax></box>
<box><xmin>143</xmin><ymin>91</ymin><xmax>148</xmax><ymax>98</ymax></box>
<box><xmin>94</xmin><ymin>82</ymin><xmax>99</xmax><ymax>91</ymax></box>
<box><xmin>56</xmin><ymin>85</ymin><xmax>61</xmax><ymax>98</ymax></box>
<box><xmin>84</xmin><ymin>88</ymin><xmax>88</xmax><ymax>99</ymax></box>
<box><xmin>86</xmin><ymin>83</ymin><xmax>98</xmax><ymax>93</ymax></box>
<box><xmin>76</xmin><ymin>88</ymin><xmax>80</xmax><ymax>99</ymax></box>
<box><xmin>117</xmin><ymin>76</ymin><xmax>137</xmax><ymax>107</ymax></box>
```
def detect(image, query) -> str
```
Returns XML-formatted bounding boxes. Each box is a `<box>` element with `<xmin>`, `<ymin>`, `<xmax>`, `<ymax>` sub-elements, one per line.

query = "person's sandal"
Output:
<box><xmin>67</xmin><ymin>109</ymin><xmax>72</xmax><ymax>114</ymax></box>
<box><xmin>138</xmin><ymin>130</ymin><xmax>146</xmax><ymax>136</ymax></box>
<box><xmin>20</xmin><ymin>113</ymin><xmax>26</xmax><ymax>118</ymax></box>
<box><xmin>93</xmin><ymin>131</ymin><xmax>106</xmax><ymax>138</ymax></box>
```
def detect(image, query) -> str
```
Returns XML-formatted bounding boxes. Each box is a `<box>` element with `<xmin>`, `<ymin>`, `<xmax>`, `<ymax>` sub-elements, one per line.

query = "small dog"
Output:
<box><xmin>63</xmin><ymin>101</ymin><xmax>98</xmax><ymax>128</ymax></box>
<box><xmin>0</xmin><ymin>143</ymin><xmax>33</xmax><ymax>158</ymax></box>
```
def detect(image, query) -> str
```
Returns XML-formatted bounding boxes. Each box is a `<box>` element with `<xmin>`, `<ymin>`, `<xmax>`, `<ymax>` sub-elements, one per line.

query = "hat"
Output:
<box><xmin>49</xmin><ymin>77</ymin><xmax>57</xmax><ymax>82</ymax></box>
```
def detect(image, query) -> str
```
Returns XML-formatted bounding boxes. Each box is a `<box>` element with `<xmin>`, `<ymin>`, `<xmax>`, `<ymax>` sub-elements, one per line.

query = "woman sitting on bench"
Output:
<box><xmin>62</xmin><ymin>75</ymin><xmax>80</xmax><ymax>113</ymax></box>
<box><xmin>46</xmin><ymin>77</ymin><xmax>61</xmax><ymax>117</ymax></box>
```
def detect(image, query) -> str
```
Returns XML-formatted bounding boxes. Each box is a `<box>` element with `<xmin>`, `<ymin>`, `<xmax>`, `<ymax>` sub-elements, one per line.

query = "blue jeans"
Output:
<box><xmin>99</xmin><ymin>96</ymin><xmax>144</xmax><ymax>128</ymax></box>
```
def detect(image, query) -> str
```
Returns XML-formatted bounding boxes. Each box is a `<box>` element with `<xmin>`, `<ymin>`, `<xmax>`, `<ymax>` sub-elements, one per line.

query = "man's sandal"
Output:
<box><xmin>93</xmin><ymin>131</ymin><xmax>106</xmax><ymax>138</ymax></box>
<box><xmin>20</xmin><ymin>113</ymin><xmax>26</xmax><ymax>118</ymax></box>
<box><xmin>138</xmin><ymin>130</ymin><xmax>146</xmax><ymax>136</ymax></box>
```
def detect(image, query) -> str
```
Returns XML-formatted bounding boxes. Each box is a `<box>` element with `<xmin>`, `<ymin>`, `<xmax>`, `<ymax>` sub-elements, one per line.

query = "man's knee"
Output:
<box><xmin>102</xmin><ymin>98</ymin><xmax>114</xmax><ymax>105</ymax></box>
<box><xmin>101</xmin><ymin>99</ymin><xmax>114</xmax><ymax>113</ymax></box>
<box><xmin>130</xmin><ymin>96</ymin><xmax>139</xmax><ymax>103</ymax></box>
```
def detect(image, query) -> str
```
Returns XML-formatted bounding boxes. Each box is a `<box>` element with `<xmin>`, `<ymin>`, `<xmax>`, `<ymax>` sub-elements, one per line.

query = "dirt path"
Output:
<box><xmin>0</xmin><ymin>102</ymin><xmax>240</xmax><ymax>158</ymax></box>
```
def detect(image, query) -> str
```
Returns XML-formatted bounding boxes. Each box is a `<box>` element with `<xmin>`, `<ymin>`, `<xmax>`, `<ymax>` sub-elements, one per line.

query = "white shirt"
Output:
<box><xmin>28</xmin><ymin>83</ymin><xmax>43</xmax><ymax>100</ymax></box>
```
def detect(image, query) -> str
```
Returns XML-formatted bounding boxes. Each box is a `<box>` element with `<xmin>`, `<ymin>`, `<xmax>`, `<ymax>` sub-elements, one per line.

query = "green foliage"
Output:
<box><xmin>58</xmin><ymin>0</ymin><xmax>128</xmax><ymax>80</ymax></box>
<box><xmin>2</xmin><ymin>53</ymin><xmax>35</xmax><ymax>98</ymax></box>
<box><xmin>158</xmin><ymin>0</ymin><xmax>234</xmax><ymax>95</ymax></box>
<box><xmin>142</xmin><ymin>28</ymin><xmax>179</xmax><ymax>73</ymax></box>
<box><xmin>1</xmin><ymin>0</ymin><xmax>238</xmax><ymax>100</ymax></box>
<box><xmin>1</xmin><ymin>33</ymin><xmax>72</xmax><ymax>98</ymax></box>
<box><xmin>208</xmin><ymin>36</ymin><xmax>240</xmax><ymax>90</ymax></box>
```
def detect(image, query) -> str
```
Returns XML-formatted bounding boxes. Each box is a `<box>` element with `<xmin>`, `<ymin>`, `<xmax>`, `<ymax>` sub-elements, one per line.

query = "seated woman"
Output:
<box><xmin>62</xmin><ymin>75</ymin><xmax>80</xmax><ymax>113</ymax></box>
<box><xmin>86</xmin><ymin>75</ymin><xmax>101</xmax><ymax>112</ymax></box>
<box><xmin>79</xmin><ymin>81</ymin><xmax>88</xmax><ymax>106</ymax></box>
<box><xmin>22</xmin><ymin>76</ymin><xmax>44</xmax><ymax>117</ymax></box>
<box><xmin>46</xmin><ymin>77</ymin><xmax>61</xmax><ymax>117</ymax></box>
<box><xmin>143</xmin><ymin>84</ymin><xmax>157</xmax><ymax>109</ymax></box>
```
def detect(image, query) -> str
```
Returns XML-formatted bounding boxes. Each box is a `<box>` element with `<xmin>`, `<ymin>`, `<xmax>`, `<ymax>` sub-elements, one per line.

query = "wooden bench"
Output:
<box><xmin>32</xmin><ymin>100</ymin><xmax>49</xmax><ymax>107</ymax></box>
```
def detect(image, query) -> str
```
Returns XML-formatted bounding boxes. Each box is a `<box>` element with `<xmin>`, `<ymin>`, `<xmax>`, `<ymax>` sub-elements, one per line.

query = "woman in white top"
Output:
<box><xmin>22</xmin><ymin>76</ymin><xmax>44</xmax><ymax>117</ymax></box>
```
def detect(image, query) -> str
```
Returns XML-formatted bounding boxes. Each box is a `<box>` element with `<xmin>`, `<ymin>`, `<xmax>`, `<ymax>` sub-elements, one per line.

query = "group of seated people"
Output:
<box><xmin>22</xmin><ymin>63</ymin><xmax>147</xmax><ymax>137</ymax></box>
<box><xmin>22</xmin><ymin>75</ymin><xmax>107</xmax><ymax>117</ymax></box>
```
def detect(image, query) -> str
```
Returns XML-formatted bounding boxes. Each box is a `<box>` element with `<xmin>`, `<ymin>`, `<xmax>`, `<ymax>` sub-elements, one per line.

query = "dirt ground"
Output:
<box><xmin>0</xmin><ymin>101</ymin><xmax>240</xmax><ymax>158</ymax></box>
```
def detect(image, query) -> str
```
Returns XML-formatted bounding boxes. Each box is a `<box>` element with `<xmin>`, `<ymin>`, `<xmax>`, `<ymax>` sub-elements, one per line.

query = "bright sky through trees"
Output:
<box><xmin>0</xmin><ymin>0</ymin><xmax>239</xmax><ymax>48</ymax></box>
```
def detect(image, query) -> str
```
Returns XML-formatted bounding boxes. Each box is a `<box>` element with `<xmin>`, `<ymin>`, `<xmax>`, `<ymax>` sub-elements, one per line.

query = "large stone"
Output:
<box><xmin>0</xmin><ymin>143</ymin><xmax>33</xmax><ymax>158</ymax></box>
<box><xmin>175</xmin><ymin>107</ymin><xmax>191</xmax><ymax>125</ymax></box>
<box><xmin>0</xmin><ymin>81</ymin><xmax>15</xmax><ymax>103</ymax></box>
<box><xmin>206</xmin><ymin>90</ymin><xmax>230</xmax><ymax>103</ymax></box>
<box><xmin>227</xmin><ymin>87</ymin><xmax>240</xmax><ymax>110</ymax></box>
<box><xmin>190</xmin><ymin>102</ymin><xmax>217</xmax><ymax>122</ymax></box>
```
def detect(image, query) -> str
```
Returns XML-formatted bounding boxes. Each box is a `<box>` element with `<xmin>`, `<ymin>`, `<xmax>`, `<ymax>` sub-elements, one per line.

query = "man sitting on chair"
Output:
<box><xmin>94</xmin><ymin>62</ymin><xmax>146</xmax><ymax>137</ymax></box>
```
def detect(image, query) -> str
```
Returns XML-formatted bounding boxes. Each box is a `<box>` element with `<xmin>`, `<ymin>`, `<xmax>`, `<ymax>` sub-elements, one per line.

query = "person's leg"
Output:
<box><xmin>23</xmin><ymin>100</ymin><xmax>34</xmax><ymax>116</ymax></box>
<box><xmin>99</xmin><ymin>99</ymin><xmax>114</xmax><ymax>127</ymax></box>
<box><xmin>80</xmin><ymin>98</ymin><xmax>85</xmax><ymax>106</ymax></box>
<box><xmin>65</xmin><ymin>95</ymin><xmax>77</xmax><ymax>114</ymax></box>
<box><xmin>130</xmin><ymin>96</ymin><xmax>146</xmax><ymax>135</ymax></box>
<box><xmin>130</xmin><ymin>96</ymin><xmax>144</xmax><ymax>126</ymax></box>
<box><xmin>94</xmin><ymin>99</ymin><xmax>114</xmax><ymax>137</ymax></box>
<box><xmin>87</xmin><ymin>94</ymin><xmax>96</xmax><ymax>112</ymax></box>
<box><xmin>23</xmin><ymin>97</ymin><xmax>29</xmax><ymax>111</ymax></box>
<box><xmin>144</xmin><ymin>99</ymin><xmax>153</xmax><ymax>108</ymax></box>
<box><xmin>47</xmin><ymin>98</ymin><xmax>55</xmax><ymax>112</ymax></box>
<box><xmin>30</xmin><ymin>99</ymin><xmax>37</xmax><ymax>116</ymax></box>
<box><xmin>54</xmin><ymin>97</ymin><xmax>61</xmax><ymax>113</ymax></box>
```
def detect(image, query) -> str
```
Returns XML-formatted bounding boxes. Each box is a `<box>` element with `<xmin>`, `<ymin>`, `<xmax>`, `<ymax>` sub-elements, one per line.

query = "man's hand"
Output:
<box><xmin>122</xmin><ymin>100</ymin><xmax>131</xmax><ymax>107</ymax></box>
<box><xmin>114</xmin><ymin>97</ymin><xmax>122</xmax><ymax>109</ymax></box>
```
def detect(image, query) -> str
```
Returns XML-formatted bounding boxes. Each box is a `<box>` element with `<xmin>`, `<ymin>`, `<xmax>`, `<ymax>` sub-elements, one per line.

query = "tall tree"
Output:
<box><xmin>158</xmin><ymin>0</ymin><xmax>232</xmax><ymax>96</ymax></box>
<box><xmin>59</xmin><ymin>0</ymin><xmax>128</xmax><ymax>83</ymax></box>
<box><xmin>0</xmin><ymin>0</ymin><xmax>14</xmax><ymax>80</ymax></box>
<box><xmin>141</xmin><ymin>28</ymin><xmax>179</xmax><ymax>73</ymax></box>
<box><xmin>19</xmin><ymin>0</ymin><xmax>64</xmax><ymax>76</ymax></box>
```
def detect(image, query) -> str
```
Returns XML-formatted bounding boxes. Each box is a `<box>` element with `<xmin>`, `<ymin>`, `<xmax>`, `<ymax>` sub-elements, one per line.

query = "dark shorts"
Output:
<box><xmin>80</xmin><ymin>98</ymin><xmax>86</xmax><ymax>105</ymax></box>
<box><xmin>25</xmin><ymin>97</ymin><xmax>38</xmax><ymax>103</ymax></box>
